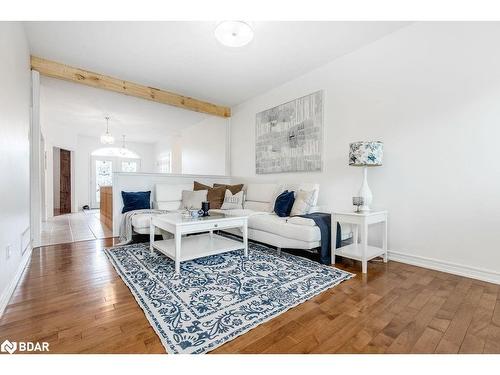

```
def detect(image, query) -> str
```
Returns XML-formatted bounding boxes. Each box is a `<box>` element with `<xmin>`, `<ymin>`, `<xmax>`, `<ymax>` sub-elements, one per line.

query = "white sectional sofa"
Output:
<box><xmin>212</xmin><ymin>183</ymin><xmax>324</xmax><ymax>251</ymax></box>
<box><xmin>129</xmin><ymin>182</ymin><xmax>351</xmax><ymax>252</ymax></box>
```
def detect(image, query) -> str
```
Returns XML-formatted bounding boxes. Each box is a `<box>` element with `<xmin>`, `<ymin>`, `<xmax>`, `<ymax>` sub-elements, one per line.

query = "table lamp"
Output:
<box><xmin>349</xmin><ymin>141</ymin><xmax>383</xmax><ymax>212</ymax></box>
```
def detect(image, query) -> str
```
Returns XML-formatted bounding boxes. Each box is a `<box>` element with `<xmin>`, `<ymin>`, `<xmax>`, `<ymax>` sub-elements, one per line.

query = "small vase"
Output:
<box><xmin>201</xmin><ymin>201</ymin><xmax>210</xmax><ymax>216</ymax></box>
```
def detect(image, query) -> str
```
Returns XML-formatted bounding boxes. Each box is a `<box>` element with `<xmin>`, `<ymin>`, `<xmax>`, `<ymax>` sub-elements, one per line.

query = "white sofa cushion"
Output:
<box><xmin>132</xmin><ymin>210</ymin><xmax>183</xmax><ymax>229</ymax></box>
<box><xmin>155</xmin><ymin>201</ymin><xmax>182</xmax><ymax>210</ymax></box>
<box><xmin>286</xmin><ymin>216</ymin><xmax>316</xmax><ymax>226</ymax></box>
<box><xmin>223</xmin><ymin>227</ymin><xmax>321</xmax><ymax>249</ymax></box>
<box><xmin>242</xmin><ymin>183</ymin><xmax>320</xmax><ymax>214</ymax></box>
<box><xmin>245</xmin><ymin>183</ymin><xmax>279</xmax><ymax>202</ymax></box>
<box><xmin>210</xmin><ymin>208</ymin><xmax>256</xmax><ymax>217</ymax></box>
<box><xmin>248</xmin><ymin>214</ymin><xmax>321</xmax><ymax>243</ymax></box>
<box><xmin>244</xmin><ymin>201</ymin><xmax>270</xmax><ymax>212</ymax></box>
<box><xmin>244</xmin><ymin>183</ymin><xmax>282</xmax><ymax>212</ymax></box>
<box><xmin>287</xmin><ymin>216</ymin><xmax>353</xmax><ymax>241</ymax></box>
<box><xmin>131</xmin><ymin>213</ymin><xmax>153</xmax><ymax>229</ymax></box>
<box><xmin>155</xmin><ymin>183</ymin><xmax>192</xmax><ymax>210</ymax></box>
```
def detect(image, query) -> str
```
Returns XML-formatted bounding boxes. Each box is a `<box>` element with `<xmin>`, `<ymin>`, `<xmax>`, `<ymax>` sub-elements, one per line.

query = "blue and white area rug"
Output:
<box><xmin>104</xmin><ymin>240</ymin><xmax>354</xmax><ymax>354</ymax></box>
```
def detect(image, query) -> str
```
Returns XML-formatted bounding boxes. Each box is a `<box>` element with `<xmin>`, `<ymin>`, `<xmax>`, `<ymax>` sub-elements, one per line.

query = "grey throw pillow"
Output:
<box><xmin>181</xmin><ymin>190</ymin><xmax>208</xmax><ymax>210</ymax></box>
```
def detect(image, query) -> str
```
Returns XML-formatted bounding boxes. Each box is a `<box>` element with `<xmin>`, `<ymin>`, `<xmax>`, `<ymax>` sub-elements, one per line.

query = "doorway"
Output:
<box><xmin>60</xmin><ymin>149</ymin><xmax>72</xmax><ymax>214</ymax></box>
<box><xmin>53</xmin><ymin>147</ymin><xmax>72</xmax><ymax>216</ymax></box>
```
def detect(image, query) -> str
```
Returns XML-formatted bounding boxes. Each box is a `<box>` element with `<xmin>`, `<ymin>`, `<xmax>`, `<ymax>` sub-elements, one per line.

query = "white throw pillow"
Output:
<box><xmin>221</xmin><ymin>190</ymin><xmax>244</xmax><ymax>210</ymax></box>
<box><xmin>181</xmin><ymin>190</ymin><xmax>207</xmax><ymax>210</ymax></box>
<box><xmin>290</xmin><ymin>189</ymin><xmax>316</xmax><ymax>216</ymax></box>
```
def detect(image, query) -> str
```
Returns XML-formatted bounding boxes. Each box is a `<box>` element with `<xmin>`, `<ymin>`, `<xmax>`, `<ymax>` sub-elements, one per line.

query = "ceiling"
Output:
<box><xmin>26</xmin><ymin>21</ymin><xmax>410</xmax><ymax>107</ymax></box>
<box><xmin>40</xmin><ymin>76</ymin><xmax>209</xmax><ymax>143</ymax></box>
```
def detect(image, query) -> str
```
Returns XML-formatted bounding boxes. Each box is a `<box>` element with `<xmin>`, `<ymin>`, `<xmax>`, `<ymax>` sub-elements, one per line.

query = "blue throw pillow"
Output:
<box><xmin>121</xmin><ymin>191</ymin><xmax>151</xmax><ymax>213</ymax></box>
<box><xmin>274</xmin><ymin>190</ymin><xmax>295</xmax><ymax>217</ymax></box>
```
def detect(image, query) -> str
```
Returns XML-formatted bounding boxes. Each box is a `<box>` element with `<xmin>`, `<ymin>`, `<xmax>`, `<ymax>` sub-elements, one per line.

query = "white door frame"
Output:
<box><xmin>40</xmin><ymin>134</ymin><xmax>46</xmax><ymax>221</ymax></box>
<box><xmin>30</xmin><ymin>70</ymin><xmax>41</xmax><ymax>247</ymax></box>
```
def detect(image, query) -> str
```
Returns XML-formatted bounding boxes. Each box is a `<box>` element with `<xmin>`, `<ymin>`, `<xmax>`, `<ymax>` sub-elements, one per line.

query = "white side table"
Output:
<box><xmin>331</xmin><ymin>210</ymin><xmax>388</xmax><ymax>273</ymax></box>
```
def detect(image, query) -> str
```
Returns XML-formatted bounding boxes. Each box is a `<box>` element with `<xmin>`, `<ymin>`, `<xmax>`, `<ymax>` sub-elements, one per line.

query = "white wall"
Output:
<box><xmin>42</xmin><ymin>121</ymin><xmax>78</xmax><ymax>216</ymax></box>
<box><xmin>0</xmin><ymin>22</ymin><xmax>31</xmax><ymax>313</ymax></box>
<box><xmin>75</xmin><ymin>135</ymin><xmax>156</xmax><ymax>210</ymax></box>
<box><xmin>171</xmin><ymin>139</ymin><xmax>182</xmax><ymax>174</ymax></box>
<box><xmin>230</xmin><ymin>22</ymin><xmax>500</xmax><ymax>282</ymax></box>
<box><xmin>42</xmin><ymin>122</ymin><xmax>78</xmax><ymax>151</ymax></box>
<box><xmin>181</xmin><ymin>116</ymin><xmax>229</xmax><ymax>175</ymax></box>
<box><xmin>154</xmin><ymin>135</ymin><xmax>182</xmax><ymax>173</ymax></box>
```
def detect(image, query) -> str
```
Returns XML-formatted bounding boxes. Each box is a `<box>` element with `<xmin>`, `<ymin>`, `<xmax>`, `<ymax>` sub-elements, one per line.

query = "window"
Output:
<box><xmin>158</xmin><ymin>152</ymin><xmax>172</xmax><ymax>173</ymax></box>
<box><xmin>121</xmin><ymin>160</ymin><xmax>138</xmax><ymax>172</ymax></box>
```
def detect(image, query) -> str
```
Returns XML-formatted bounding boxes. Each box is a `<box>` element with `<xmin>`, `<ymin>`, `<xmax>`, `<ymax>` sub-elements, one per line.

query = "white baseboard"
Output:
<box><xmin>388</xmin><ymin>250</ymin><xmax>500</xmax><ymax>285</ymax></box>
<box><xmin>0</xmin><ymin>245</ymin><xmax>33</xmax><ymax>318</ymax></box>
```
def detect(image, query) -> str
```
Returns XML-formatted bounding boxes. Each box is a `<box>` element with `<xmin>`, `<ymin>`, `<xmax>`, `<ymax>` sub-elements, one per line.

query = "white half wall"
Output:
<box><xmin>230</xmin><ymin>22</ymin><xmax>500</xmax><ymax>283</ymax></box>
<box><xmin>112</xmin><ymin>173</ymin><xmax>231</xmax><ymax>235</ymax></box>
<box><xmin>0</xmin><ymin>22</ymin><xmax>32</xmax><ymax>315</ymax></box>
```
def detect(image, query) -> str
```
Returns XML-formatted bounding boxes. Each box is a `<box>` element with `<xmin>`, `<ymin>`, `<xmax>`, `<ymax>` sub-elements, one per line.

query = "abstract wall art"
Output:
<box><xmin>255</xmin><ymin>91</ymin><xmax>323</xmax><ymax>174</ymax></box>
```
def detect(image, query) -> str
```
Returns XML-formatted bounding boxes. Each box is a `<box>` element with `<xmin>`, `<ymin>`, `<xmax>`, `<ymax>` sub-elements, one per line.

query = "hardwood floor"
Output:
<box><xmin>1</xmin><ymin>238</ymin><xmax>499</xmax><ymax>354</ymax></box>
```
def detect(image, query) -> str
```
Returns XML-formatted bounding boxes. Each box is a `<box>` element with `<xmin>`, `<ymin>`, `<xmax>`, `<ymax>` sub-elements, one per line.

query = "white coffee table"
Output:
<box><xmin>149</xmin><ymin>212</ymin><xmax>248</xmax><ymax>275</ymax></box>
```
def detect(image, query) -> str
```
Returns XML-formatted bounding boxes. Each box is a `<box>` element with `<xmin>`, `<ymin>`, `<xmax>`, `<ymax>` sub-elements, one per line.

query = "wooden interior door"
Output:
<box><xmin>60</xmin><ymin>149</ymin><xmax>71</xmax><ymax>214</ymax></box>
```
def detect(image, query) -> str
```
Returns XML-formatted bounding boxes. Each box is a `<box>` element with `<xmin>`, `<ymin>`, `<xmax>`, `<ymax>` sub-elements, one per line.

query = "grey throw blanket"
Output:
<box><xmin>118</xmin><ymin>209</ymin><xmax>169</xmax><ymax>245</ymax></box>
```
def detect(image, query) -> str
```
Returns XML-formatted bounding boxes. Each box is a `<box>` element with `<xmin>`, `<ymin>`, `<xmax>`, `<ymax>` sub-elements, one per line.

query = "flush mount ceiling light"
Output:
<box><xmin>100</xmin><ymin>116</ymin><xmax>115</xmax><ymax>145</ymax></box>
<box><xmin>214</xmin><ymin>21</ymin><xmax>253</xmax><ymax>47</ymax></box>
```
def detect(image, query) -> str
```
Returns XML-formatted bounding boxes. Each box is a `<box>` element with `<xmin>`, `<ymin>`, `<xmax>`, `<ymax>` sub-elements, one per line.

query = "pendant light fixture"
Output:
<box><xmin>119</xmin><ymin>135</ymin><xmax>127</xmax><ymax>156</ymax></box>
<box><xmin>100</xmin><ymin>116</ymin><xmax>115</xmax><ymax>145</ymax></box>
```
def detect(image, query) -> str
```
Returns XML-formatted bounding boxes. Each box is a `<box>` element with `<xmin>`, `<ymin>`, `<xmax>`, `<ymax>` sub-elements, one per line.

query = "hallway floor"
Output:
<box><xmin>40</xmin><ymin>210</ymin><xmax>113</xmax><ymax>246</ymax></box>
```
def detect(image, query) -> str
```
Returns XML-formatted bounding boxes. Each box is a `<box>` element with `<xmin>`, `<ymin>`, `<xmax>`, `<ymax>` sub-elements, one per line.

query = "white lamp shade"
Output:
<box><xmin>349</xmin><ymin>141</ymin><xmax>383</xmax><ymax>166</ymax></box>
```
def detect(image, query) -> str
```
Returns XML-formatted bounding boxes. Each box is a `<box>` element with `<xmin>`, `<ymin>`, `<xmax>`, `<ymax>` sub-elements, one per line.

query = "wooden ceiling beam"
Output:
<box><xmin>30</xmin><ymin>56</ymin><xmax>231</xmax><ymax>118</ymax></box>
